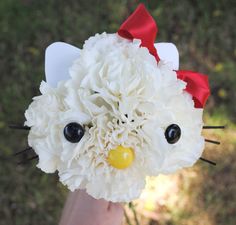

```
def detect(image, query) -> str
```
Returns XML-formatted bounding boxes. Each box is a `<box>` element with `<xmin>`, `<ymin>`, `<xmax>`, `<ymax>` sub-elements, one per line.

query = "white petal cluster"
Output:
<box><xmin>25</xmin><ymin>33</ymin><xmax>205</xmax><ymax>202</ymax></box>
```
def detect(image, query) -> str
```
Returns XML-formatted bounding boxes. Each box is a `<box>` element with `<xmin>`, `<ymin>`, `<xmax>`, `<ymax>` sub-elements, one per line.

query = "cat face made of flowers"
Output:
<box><xmin>24</xmin><ymin>5</ymin><xmax>210</xmax><ymax>202</ymax></box>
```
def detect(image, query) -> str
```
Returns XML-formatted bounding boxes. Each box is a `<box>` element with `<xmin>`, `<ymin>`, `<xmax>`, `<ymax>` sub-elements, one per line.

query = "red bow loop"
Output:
<box><xmin>176</xmin><ymin>70</ymin><xmax>210</xmax><ymax>108</ymax></box>
<box><xmin>118</xmin><ymin>4</ymin><xmax>160</xmax><ymax>61</ymax></box>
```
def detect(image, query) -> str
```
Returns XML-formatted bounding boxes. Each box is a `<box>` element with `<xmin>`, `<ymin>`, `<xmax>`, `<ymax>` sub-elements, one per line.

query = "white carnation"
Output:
<box><xmin>25</xmin><ymin>33</ymin><xmax>205</xmax><ymax>202</ymax></box>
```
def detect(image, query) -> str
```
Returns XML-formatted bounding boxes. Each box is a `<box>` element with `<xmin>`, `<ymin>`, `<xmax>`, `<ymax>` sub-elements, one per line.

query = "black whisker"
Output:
<box><xmin>203</xmin><ymin>125</ymin><xmax>226</xmax><ymax>129</ymax></box>
<box><xmin>205</xmin><ymin>139</ymin><xmax>220</xmax><ymax>145</ymax></box>
<box><xmin>9</xmin><ymin>124</ymin><xmax>30</xmax><ymax>130</ymax></box>
<box><xmin>14</xmin><ymin>147</ymin><xmax>33</xmax><ymax>156</ymax></box>
<box><xmin>200</xmin><ymin>157</ymin><xmax>216</xmax><ymax>166</ymax></box>
<box><xmin>17</xmin><ymin>155</ymin><xmax>38</xmax><ymax>165</ymax></box>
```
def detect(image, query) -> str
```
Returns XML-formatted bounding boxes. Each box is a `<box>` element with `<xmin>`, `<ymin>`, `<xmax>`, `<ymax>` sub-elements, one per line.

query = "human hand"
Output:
<box><xmin>59</xmin><ymin>190</ymin><xmax>124</xmax><ymax>225</ymax></box>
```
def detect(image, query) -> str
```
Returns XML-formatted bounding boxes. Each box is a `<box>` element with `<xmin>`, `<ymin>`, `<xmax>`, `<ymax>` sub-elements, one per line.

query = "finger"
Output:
<box><xmin>59</xmin><ymin>190</ymin><xmax>80</xmax><ymax>225</ymax></box>
<box><xmin>108</xmin><ymin>202</ymin><xmax>124</xmax><ymax>215</ymax></box>
<box><xmin>78</xmin><ymin>189</ymin><xmax>110</xmax><ymax>211</ymax></box>
<box><xmin>108</xmin><ymin>203</ymin><xmax>124</xmax><ymax>225</ymax></box>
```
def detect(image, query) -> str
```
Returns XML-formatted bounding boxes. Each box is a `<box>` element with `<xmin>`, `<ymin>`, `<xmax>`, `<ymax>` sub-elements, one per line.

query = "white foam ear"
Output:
<box><xmin>45</xmin><ymin>42</ymin><xmax>81</xmax><ymax>87</ymax></box>
<box><xmin>155</xmin><ymin>43</ymin><xmax>179</xmax><ymax>70</ymax></box>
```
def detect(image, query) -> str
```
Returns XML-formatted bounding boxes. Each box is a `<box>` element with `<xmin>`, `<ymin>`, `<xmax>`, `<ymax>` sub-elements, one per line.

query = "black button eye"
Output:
<box><xmin>165</xmin><ymin>124</ymin><xmax>181</xmax><ymax>144</ymax></box>
<box><xmin>63</xmin><ymin>122</ymin><xmax>85</xmax><ymax>143</ymax></box>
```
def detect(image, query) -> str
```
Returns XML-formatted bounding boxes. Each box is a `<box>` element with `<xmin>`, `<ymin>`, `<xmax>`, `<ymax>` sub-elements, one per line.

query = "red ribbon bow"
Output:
<box><xmin>176</xmin><ymin>70</ymin><xmax>210</xmax><ymax>108</ymax></box>
<box><xmin>117</xmin><ymin>4</ymin><xmax>210</xmax><ymax>108</ymax></box>
<box><xmin>118</xmin><ymin>4</ymin><xmax>160</xmax><ymax>62</ymax></box>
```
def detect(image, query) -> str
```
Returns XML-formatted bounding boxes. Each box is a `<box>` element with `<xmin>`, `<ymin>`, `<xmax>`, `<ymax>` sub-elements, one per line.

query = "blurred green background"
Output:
<box><xmin>0</xmin><ymin>0</ymin><xmax>235</xmax><ymax>225</ymax></box>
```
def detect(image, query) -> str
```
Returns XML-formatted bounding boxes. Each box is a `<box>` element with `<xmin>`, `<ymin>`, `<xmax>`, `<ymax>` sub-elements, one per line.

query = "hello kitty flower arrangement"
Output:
<box><xmin>15</xmin><ymin>4</ymin><xmax>213</xmax><ymax>202</ymax></box>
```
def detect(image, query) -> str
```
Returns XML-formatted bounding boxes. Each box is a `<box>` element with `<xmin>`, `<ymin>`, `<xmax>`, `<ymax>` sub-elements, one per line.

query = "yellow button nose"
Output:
<box><xmin>107</xmin><ymin>145</ymin><xmax>134</xmax><ymax>169</ymax></box>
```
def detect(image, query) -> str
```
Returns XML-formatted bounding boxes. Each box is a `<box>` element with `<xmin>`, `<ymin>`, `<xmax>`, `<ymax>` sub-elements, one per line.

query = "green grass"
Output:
<box><xmin>0</xmin><ymin>0</ymin><xmax>235</xmax><ymax>224</ymax></box>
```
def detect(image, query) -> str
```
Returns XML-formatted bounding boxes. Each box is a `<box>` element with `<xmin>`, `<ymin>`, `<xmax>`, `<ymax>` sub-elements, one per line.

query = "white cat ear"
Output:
<box><xmin>45</xmin><ymin>42</ymin><xmax>81</xmax><ymax>87</ymax></box>
<box><xmin>155</xmin><ymin>43</ymin><xmax>179</xmax><ymax>70</ymax></box>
